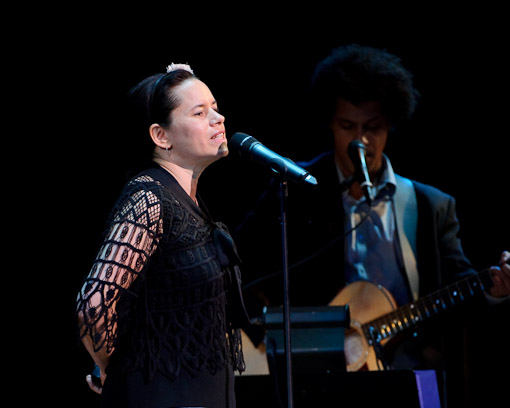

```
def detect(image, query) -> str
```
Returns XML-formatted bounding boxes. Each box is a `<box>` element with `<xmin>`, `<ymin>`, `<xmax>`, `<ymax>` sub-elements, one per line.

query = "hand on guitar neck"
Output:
<box><xmin>488</xmin><ymin>251</ymin><xmax>510</xmax><ymax>298</ymax></box>
<box><xmin>239</xmin><ymin>252</ymin><xmax>509</xmax><ymax>374</ymax></box>
<box><xmin>330</xmin><ymin>253</ymin><xmax>510</xmax><ymax>372</ymax></box>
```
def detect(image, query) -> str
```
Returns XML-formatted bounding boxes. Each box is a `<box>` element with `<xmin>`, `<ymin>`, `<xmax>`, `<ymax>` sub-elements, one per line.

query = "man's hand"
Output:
<box><xmin>489</xmin><ymin>251</ymin><xmax>510</xmax><ymax>298</ymax></box>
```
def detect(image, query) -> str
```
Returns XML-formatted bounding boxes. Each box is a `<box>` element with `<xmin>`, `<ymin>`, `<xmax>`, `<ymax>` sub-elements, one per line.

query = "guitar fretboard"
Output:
<box><xmin>362</xmin><ymin>269</ymin><xmax>491</xmax><ymax>344</ymax></box>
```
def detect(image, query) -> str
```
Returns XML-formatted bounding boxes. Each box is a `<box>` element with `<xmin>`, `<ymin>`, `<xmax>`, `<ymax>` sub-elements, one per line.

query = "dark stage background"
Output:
<box><xmin>20</xmin><ymin>8</ymin><xmax>508</xmax><ymax>408</ymax></box>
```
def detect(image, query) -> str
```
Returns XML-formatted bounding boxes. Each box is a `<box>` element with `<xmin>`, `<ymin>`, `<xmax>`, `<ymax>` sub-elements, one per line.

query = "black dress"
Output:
<box><xmin>76</xmin><ymin>165</ymin><xmax>249</xmax><ymax>408</ymax></box>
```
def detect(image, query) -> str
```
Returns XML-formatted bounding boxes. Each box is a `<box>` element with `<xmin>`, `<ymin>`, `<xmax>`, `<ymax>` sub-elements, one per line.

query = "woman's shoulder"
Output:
<box><xmin>110</xmin><ymin>171</ymin><xmax>176</xmax><ymax>226</ymax></box>
<box><xmin>118</xmin><ymin>173</ymin><xmax>167</xmax><ymax>204</ymax></box>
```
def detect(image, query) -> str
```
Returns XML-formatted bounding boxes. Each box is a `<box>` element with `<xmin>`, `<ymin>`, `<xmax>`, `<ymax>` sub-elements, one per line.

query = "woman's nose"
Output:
<box><xmin>211</xmin><ymin>110</ymin><xmax>225</xmax><ymax>125</ymax></box>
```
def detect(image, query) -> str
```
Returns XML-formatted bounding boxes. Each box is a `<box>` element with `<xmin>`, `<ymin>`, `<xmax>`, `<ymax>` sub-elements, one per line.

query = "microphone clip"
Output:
<box><xmin>347</xmin><ymin>140</ymin><xmax>375</xmax><ymax>205</ymax></box>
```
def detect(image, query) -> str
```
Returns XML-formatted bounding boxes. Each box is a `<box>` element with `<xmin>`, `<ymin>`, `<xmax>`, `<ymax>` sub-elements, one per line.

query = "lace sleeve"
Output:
<box><xmin>76</xmin><ymin>177</ymin><xmax>163</xmax><ymax>352</ymax></box>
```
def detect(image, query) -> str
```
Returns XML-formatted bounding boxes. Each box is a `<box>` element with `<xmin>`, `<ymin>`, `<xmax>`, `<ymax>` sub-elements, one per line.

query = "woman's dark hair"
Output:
<box><xmin>311</xmin><ymin>44</ymin><xmax>420</xmax><ymax>127</ymax></box>
<box><xmin>147</xmin><ymin>69</ymin><xmax>196</xmax><ymax>127</ymax></box>
<box><xmin>122</xmin><ymin>69</ymin><xmax>196</xmax><ymax>170</ymax></box>
<box><xmin>127</xmin><ymin>69</ymin><xmax>196</xmax><ymax>131</ymax></box>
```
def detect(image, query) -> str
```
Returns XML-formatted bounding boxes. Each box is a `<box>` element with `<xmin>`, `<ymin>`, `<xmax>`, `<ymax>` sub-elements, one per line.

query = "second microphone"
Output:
<box><xmin>229</xmin><ymin>133</ymin><xmax>318</xmax><ymax>186</ymax></box>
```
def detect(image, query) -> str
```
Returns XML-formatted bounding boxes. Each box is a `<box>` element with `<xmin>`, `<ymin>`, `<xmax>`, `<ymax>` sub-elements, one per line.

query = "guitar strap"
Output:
<box><xmin>394</xmin><ymin>175</ymin><xmax>419</xmax><ymax>301</ymax></box>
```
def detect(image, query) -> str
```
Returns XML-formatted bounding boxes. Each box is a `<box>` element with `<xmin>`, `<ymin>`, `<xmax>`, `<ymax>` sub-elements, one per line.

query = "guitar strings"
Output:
<box><xmin>363</xmin><ymin>270</ymin><xmax>490</xmax><ymax>339</ymax></box>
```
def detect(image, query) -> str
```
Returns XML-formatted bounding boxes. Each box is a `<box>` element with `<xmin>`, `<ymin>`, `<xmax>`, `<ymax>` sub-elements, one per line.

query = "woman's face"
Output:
<box><xmin>166</xmin><ymin>78</ymin><xmax>227</xmax><ymax>168</ymax></box>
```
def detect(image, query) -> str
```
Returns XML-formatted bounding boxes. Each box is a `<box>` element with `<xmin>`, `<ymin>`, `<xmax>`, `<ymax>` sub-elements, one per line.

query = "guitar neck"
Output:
<box><xmin>362</xmin><ymin>269</ymin><xmax>492</xmax><ymax>343</ymax></box>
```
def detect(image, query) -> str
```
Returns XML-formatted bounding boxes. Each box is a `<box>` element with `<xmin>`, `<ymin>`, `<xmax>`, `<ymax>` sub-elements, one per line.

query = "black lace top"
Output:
<box><xmin>76</xmin><ymin>165</ymin><xmax>248</xmax><ymax>382</ymax></box>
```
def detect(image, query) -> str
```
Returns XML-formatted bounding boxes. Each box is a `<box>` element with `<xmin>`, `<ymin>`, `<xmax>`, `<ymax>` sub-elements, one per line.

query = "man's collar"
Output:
<box><xmin>335</xmin><ymin>153</ymin><xmax>396</xmax><ymax>197</ymax></box>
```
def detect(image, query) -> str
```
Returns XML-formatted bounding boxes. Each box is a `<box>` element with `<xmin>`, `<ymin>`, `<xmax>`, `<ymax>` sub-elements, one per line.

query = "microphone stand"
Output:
<box><xmin>278</xmin><ymin>178</ymin><xmax>294</xmax><ymax>408</ymax></box>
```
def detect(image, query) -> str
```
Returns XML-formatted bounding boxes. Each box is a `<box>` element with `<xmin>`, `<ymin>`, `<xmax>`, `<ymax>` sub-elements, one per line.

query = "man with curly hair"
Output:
<box><xmin>237</xmin><ymin>44</ymin><xmax>509</xmax><ymax>407</ymax></box>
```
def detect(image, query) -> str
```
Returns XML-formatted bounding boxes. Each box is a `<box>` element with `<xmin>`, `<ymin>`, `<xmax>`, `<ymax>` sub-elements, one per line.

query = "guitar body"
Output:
<box><xmin>237</xmin><ymin>329</ymin><xmax>269</xmax><ymax>376</ymax></box>
<box><xmin>240</xmin><ymin>271</ymin><xmax>486</xmax><ymax>374</ymax></box>
<box><xmin>329</xmin><ymin>281</ymin><xmax>397</xmax><ymax>371</ymax></box>
<box><xmin>240</xmin><ymin>281</ymin><xmax>399</xmax><ymax>374</ymax></box>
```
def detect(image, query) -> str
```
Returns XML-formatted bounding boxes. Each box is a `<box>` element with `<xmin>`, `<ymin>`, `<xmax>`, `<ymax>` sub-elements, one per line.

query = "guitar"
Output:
<box><xmin>329</xmin><ymin>269</ymin><xmax>493</xmax><ymax>371</ymax></box>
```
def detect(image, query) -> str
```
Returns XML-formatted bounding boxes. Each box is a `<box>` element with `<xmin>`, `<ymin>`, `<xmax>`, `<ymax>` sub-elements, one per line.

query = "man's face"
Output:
<box><xmin>330</xmin><ymin>98</ymin><xmax>391</xmax><ymax>178</ymax></box>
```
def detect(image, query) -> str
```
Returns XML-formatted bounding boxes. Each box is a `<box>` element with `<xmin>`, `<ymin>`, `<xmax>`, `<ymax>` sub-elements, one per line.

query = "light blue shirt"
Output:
<box><xmin>336</xmin><ymin>155</ymin><xmax>411</xmax><ymax>305</ymax></box>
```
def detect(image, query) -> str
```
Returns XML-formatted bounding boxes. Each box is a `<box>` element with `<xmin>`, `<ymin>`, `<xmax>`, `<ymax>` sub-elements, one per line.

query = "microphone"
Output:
<box><xmin>347</xmin><ymin>140</ymin><xmax>375</xmax><ymax>205</ymax></box>
<box><xmin>229</xmin><ymin>132</ymin><xmax>318</xmax><ymax>186</ymax></box>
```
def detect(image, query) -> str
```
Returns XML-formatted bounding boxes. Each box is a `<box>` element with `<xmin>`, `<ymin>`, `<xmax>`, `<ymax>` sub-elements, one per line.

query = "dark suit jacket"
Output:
<box><xmin>234</xmin><ymin>150</ymin><xmax>485</xmax><ymax>405</ymax></box>
<box><xmin>237</xmin><ymin>150</ymin><xmax>477</xmax><ymax>312</ymax></box>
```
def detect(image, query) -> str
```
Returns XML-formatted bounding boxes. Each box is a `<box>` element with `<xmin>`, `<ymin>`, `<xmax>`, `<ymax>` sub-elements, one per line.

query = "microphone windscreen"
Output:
<box><xmin>347</xmin><ymin>140</ymin><xmax>365</xmax><ymax>165</ymax></box>
<box><xmin>229</xmin><ymin>133</ymin><xmax>259</xmax><ymax>156</ymax></box>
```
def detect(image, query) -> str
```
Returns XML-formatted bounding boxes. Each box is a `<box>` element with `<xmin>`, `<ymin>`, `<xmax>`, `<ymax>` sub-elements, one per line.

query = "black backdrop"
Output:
<box><xmin>20</xmin><ymin>8</ymin><xmax>508</xmax><ymax>407</ymax></box>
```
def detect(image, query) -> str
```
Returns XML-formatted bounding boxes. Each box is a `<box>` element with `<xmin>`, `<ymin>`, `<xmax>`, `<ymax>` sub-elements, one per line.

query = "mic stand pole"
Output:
<box><xmin>278</xmin><ymin>178</ymin><xmax>294</xmax><ymax>408</ymax></box>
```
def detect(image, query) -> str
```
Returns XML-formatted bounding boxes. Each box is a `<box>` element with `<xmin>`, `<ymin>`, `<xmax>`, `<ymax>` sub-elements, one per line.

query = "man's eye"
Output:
<box><xmin>364</xmin><ymin>124</ymin><xmax>383</xmax><ymax>132</ymax></box>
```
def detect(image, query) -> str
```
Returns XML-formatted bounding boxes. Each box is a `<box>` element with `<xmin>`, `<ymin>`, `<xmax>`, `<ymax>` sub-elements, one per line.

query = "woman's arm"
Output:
<box><xmin>76</xmin><ymin>183</ymin><xmax>163</xmax><ymax>392</ymax></box>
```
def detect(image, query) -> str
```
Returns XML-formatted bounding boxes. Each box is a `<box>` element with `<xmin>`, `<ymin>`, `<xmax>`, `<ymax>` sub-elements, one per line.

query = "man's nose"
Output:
<box><xmin>354</xmin><ymin>128</ymin><xmax>369</xmax><ymax>145</ymax></box>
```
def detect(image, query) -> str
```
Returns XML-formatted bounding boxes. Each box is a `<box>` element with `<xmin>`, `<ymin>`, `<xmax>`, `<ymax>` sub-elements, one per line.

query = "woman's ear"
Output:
<box><xmin>149</xmin><ymin>124</ymin><xmax>172</xmax><ymax>150</ymax></box>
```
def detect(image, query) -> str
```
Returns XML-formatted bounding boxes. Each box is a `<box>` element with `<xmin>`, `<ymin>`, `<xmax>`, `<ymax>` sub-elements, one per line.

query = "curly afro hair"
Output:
<box><xmin>311</xmin><ymin>44</ymin><xmax>420</xmax><ymax>127</ymax></box>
